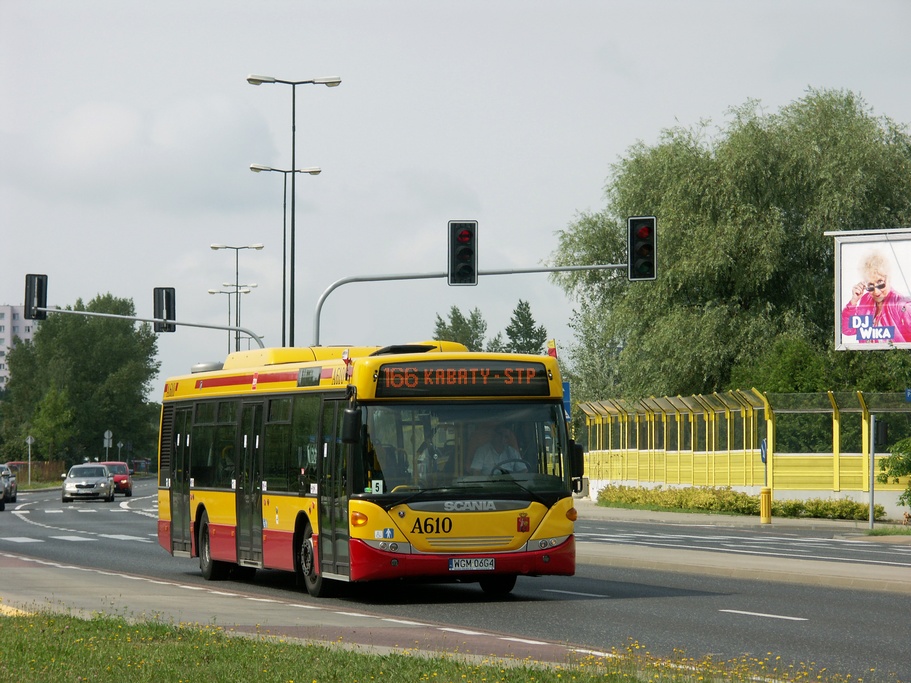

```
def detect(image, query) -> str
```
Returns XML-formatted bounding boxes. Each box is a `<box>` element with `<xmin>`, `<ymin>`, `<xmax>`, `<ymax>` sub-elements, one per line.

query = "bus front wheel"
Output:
<box><xmin>479</xmin><ymin>574</ymin><xmax>517</xmax><ymax>596</ymax></box>
<box><xmin>297</xmin><ymin>520</ymin><xmax>332</xmax><ymax>598</ymax></box>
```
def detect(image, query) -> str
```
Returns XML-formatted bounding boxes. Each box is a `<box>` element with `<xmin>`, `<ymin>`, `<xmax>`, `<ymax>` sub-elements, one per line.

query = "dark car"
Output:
<box><xmin>98</xmin><ymin>461</ymin><xmax>133</xmax><ymax>497</ymax></box>
<box><xmin>61</xmin><ymin>464</ymin><xmax>115</xmax><ymax>503</ymax></box>
<box><xmin>0</xmin><ymin>464</ymin><xmax>16</xmax><ymax>504</ymax></box>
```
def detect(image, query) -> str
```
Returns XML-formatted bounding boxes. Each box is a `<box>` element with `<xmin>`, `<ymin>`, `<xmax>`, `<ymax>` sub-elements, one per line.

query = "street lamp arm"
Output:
<box><xmin>250</xmin><ymin>163</ymin><xmax>321</xmax><ymax>175</ymax></box>
<box><xmin>247</xmin><ymin>74</ymin><xmax>341</xmax><ymax>87</ymax></box>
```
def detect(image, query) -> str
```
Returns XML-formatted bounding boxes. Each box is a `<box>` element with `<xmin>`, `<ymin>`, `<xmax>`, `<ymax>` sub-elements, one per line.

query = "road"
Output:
<box><xmin>1</xmin><ymin>479</ymin><xmax>909</xmax><ymax>680</ymax></box>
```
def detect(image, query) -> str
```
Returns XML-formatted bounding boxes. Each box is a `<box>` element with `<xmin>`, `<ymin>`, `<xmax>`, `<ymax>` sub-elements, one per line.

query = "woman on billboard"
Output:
<box><xmin>841</xmin><ymin>250</ymin><xmax>911</xmax><ymax>343</ymax></box>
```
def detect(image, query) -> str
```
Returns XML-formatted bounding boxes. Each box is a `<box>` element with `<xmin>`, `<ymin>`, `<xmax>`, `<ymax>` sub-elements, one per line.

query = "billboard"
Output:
<box><xmin>828</xmin><ymin>228</ymin><xmax>911</xmax><ymax>350</ymax></box>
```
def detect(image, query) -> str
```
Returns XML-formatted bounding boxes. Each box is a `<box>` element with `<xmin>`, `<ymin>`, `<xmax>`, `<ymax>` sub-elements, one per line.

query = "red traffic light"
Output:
<box><xmin>627</xmin><ymin>216</ymin><xmax>657</xmax><ymax>282</ymax></box>
<box><xmin>448</xmin><ymin>220</ymin><xmax>478</xmax><ymax>286</ymax></box>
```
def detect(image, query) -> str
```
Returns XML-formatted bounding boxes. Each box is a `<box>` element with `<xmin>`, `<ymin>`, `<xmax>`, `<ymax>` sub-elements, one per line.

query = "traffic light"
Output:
<box><xmin>448</xmin><ymin>220</ymin><xmax>478</xmax><ymax>286</ymax></box>
<box><xmin>24</xmin><ymin>274</ymin><xmax>48</xmax><ymax>320</ymax></box>
<box><xmin>153</xmin><ymin>287</ymin><xmax>176</xmax><ymax>332</ymax></box>
<box><xmin>628</xmin><ymin>216</ymin><xmax>657</xmax><ymax>281</ymax></box>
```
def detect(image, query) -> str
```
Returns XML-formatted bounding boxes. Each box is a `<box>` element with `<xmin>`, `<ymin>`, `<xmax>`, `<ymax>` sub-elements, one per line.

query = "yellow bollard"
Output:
<box><xmin>760</xmin><ymin>487</ymin><xmax>772</xmax><ymax>524</ymax></box>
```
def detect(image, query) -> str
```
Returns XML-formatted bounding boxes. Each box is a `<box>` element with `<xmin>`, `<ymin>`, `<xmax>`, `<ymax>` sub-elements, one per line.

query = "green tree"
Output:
<box><xmin>504</xmin><ymin>300</ymin><xmax>548</xmax><ymax>355</ymax></box>
<box><xmin>30</xmin><ymin>385</ymin><xmax>76</xmax><ymax>459</ymax></box>
<box><xmin>551</xmin><ymin>89</ymin><xmax>911</xmax><ymax>399</ymax></box>
<box><xmin>878</xmin><ymin>438</ymin><xmax>911</xmax><ymax>510</ymax></box>
<box><xmin>433</xmin><ymin>306</ymin><xmax>488</xmax><ymax>351</ymax></box>
<box><xmin>485</xmin><ymin>332</ymin><xmax>508</xmax><ymax>353</ymax></box>
<box><xmin>1</xmin><ymin>294</ymin><xmax>160</xmax><ymax>464</ymax></box>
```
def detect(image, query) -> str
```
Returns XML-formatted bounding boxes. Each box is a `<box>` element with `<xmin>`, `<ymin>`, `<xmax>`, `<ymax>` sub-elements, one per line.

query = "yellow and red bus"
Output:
<box><xmin>157</xmin><ymin>341</ymin><xmax>583</xmax><ymax>596</ymax></box>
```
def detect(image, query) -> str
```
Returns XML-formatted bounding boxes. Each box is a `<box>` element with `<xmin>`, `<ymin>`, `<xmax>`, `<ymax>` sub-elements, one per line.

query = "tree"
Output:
<box><xmin>504</xmin><ymin>300</ymin><xmax>548</xmax><ymax>355</ymax></box>
<box><xmin>433</xmin><ymin>306</ymin><xmax>488</xmax><ymax>351</ymax></box>
<box><xmin>878</xmin><ymin>437</ymin><xmax>911</xmax><ymax>510</ymax></box>
<box><xmin>1</xmin><ymin>294</ymin><xmax>160</xmax><ymax>463</ymax></box>
<box><xmin>551</xmin><ymin>89</ymin><xmax>911</xmax><ymax>399</ymax></box>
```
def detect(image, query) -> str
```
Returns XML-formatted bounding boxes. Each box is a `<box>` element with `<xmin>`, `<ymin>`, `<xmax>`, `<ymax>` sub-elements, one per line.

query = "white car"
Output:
<box><xmin>61</xmin><ymin>464</ymin><xmax>115</xmax><ymax>503</ymax></box>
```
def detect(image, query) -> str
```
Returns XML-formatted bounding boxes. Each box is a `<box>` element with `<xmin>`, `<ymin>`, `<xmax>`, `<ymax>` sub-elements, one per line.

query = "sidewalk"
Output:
<box><xmin>571</xmin><ymin>497</ymin><xmax>911</xmax><ymax>594</ymax></box>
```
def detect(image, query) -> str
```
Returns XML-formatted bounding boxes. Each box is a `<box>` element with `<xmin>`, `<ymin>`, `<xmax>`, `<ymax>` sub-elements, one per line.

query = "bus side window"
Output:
<box><xmin>293</xmin><ymin>395</ymin><xmax>320</xmax><ymax>494</ymax></box>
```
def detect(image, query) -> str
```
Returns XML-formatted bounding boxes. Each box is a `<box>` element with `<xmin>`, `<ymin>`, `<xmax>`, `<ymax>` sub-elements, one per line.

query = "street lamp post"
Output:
<box><xmin>250</xmin><ymin>164</ymin><xmax>321</xmax><ymax>347</ymax></box>
<box><xmin>247</xmin><ymin>74</ymin><xmax>340</xmax><ymax>346</ymax></box>
<box><xmin>208</xmin><ymin>287</ymin><xmax>251</xmax><ymax>355</ymax></box>
<box><xmin>210</xmin><ymin>243</ymin><xmax>263</xmax><ymax>351</ymax></box>
<box><xmin>225</xmin><ymin>281</ymin><xmax>257</xmax><ymax>350</ymax></box>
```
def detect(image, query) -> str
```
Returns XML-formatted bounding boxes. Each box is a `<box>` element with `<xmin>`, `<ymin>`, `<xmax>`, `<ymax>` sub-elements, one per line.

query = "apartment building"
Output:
<box><xmin>0</xmin><ymin>305</ymin><xmax>37</xmax><ymax>389</ymax></box>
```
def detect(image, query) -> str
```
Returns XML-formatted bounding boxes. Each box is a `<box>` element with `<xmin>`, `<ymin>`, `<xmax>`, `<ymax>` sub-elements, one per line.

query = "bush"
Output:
<box><xmin>596</xmin><ymin>485</ymin><xmax>886</xmax><ymax>521</ymax></box>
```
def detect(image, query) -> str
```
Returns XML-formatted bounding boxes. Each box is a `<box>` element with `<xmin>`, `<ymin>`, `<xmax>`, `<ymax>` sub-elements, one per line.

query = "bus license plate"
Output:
<box><xmin>449</xmin><ymin>558</ymin><xmax>495</xmax><ymax>571</ymax></box>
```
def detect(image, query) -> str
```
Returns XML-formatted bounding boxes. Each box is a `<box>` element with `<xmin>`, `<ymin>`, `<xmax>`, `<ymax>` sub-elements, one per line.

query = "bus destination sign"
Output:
<box><xmin>375</xmin><ymin>360</ymin><xmax>550</xmax><ymax>398</ymax></box>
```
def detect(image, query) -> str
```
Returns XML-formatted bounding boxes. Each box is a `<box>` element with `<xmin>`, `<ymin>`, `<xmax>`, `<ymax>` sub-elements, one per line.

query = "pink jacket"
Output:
<box><xmin>841</xmin><ymin>290</ymin><xmax>911</xmax><ymax>343</ymax></box>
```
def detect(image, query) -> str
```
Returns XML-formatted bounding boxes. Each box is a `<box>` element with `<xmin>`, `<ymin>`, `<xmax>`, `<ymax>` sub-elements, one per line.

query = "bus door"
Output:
<box><xmin>170</xmin><ymin>406</ymin><xmax>192</xmax><ymax>555</ymax></box>
<box><xmin>237</xmin><ymin>402</ymin><xmax>264</xmax><ymax>566</ymax></box>
<box><xmin>318</xmin><ymin>398</ymin><xmax>349</xmax><ymax>580</ymax></box>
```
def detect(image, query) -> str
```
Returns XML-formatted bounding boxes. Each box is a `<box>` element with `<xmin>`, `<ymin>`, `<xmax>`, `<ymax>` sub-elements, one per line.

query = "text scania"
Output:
<box><xmin>382</xmin><ymin>366</ymin><xmax>537</xmax><ymax>388</ymax></box>
<box><xmin>443</xmin><ymin>500</ymin><xmax>496</xmax><ymax>511</ymax></box>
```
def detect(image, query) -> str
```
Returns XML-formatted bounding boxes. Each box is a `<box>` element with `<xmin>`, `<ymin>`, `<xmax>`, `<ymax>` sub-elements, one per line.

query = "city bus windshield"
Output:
<box><xmin>353</xmin><ymin>401</ymin><xmax>572</xmax><ymax>498</ymax></box>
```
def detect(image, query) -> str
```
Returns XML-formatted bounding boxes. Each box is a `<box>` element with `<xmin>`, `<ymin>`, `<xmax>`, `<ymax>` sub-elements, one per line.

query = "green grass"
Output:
<box><xmin>0</xmin><ymin>608</ymin><xmax>887</xmax><ymax>682</ymax></box>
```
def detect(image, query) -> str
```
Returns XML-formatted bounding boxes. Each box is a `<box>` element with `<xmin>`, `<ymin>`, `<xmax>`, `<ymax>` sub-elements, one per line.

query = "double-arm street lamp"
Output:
<box><xmin>210</xmin><ymin>243</ymin><xmax>263</xmax><ymax>351</ymax></box>
<box><xmin>247</xmin><ymin>74</ymin><xmax>341</xmax><ymax>346</ymax></box>
<box><xmin>250</xmin><ymin>164</ymin><xmax>321</xmax><ymax>347</ymax></box>
<box><xmin>208</xmin><ymin>286</ymin><xmax>251</xmax><ymax>355</ymax></box>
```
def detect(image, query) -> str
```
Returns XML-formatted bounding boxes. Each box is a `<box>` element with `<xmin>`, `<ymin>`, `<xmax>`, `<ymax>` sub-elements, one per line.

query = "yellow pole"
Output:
<box><xmin>760</xmin><ymin>486</ymin><xmax>772</xmax><ymax>524</ymax></box>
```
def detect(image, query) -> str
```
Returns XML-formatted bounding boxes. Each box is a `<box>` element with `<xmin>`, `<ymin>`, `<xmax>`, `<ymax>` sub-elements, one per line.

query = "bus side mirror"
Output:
<box><xmin>570</xmin><ymin>442</ymin><xmax>584</xmax><ymax>479</ymax></box>
<box><xmin>341</xmin><ymin>408</ymin><xmax>360</xmax><ymax>444</ymax></box>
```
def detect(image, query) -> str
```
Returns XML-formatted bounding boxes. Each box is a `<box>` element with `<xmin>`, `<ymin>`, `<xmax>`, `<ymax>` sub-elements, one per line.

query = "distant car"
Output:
<box><xmin>0</xmin><ymin>464</ymin><xmax>17</xmax><ymax>503</ymax></box>
<box><xmin>0</xmin><ymin>469</ymin><xmax>7</xmax><ymax>511</ymax></box>
<box><xmin>98</xmin><ymin>461</ymin><xmax>133</xmax><ymax>497</ymax></box>
<box><xmin>61</xmin><ymin>464</ymin><xmax>115</xmax><ymax>503</ymax></box>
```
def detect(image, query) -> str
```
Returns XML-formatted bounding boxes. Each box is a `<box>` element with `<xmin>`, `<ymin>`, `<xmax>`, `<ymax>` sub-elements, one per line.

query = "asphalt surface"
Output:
<box><xmin>2</xmin><ymin>491</ymin><xmax>910</xmax><ymax>667</ymax></box>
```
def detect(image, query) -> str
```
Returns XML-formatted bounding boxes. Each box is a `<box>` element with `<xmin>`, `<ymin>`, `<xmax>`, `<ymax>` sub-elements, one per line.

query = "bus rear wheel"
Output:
<box><xmin>297</xmin><ymin>520</ymin><xmax>332</xmax><ymax>597</ymax></box>
<box><xmin>199</xmin><ymin>511</ymin><xmax>227</xmax><ymax>581</ymax></box>
<box><xmin>479</xmin><ymin>574</ymin><xmax>517</xmax><ymax>596</ymax></box>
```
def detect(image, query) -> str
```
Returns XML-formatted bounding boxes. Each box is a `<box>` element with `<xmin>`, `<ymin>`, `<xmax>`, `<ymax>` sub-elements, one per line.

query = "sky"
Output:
<box><xmin>2</xmin><ymin>0</ymin><xmax>910</xmax><ymax>400</ymax></box>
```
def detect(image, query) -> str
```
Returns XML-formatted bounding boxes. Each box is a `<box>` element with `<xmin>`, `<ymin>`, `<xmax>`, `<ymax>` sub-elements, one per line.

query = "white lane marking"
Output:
<box><xmin>382</xmin><ymin>618</ymin><xmax>428</xmax><ymax>626</ymax></box>
<box><xmin>1</xmin><ymin>537</ymin><xmax>43</xmax><ymax>543</ymax></box>
<box><xmin>99</xmin><ymin>534</ymin><xmax>153</xmax><ymax>543</ymax></box>
<box><xmin>500</xmin><ymin>636</ymin><xmax>549</xmax><ymax>645</ymax></box>
<box><xmin>49</xmin><ymin>535</ymin><xmax>95</xmax><ymax>542</ymax></box>
<box><xmin>439</xmin><ymin>627</ymin><xmax>487</xmax><ymax>635</ymax></box>
<box><xmin>720</xmin><ymin>609</ymin><xmax>807</xmax><ymax>621</ymax></box>
<box><xmin>544</xmin><ymin>588</ymin><xmax>608</xmax><ymax>598</ymax></box>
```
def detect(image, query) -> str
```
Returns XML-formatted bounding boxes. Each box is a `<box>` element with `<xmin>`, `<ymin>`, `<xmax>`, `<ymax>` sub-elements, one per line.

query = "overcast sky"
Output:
<box><xmin>2</xmin><ymin>0</ymin><xmax>910</xmax><ymax>398</ymax></box>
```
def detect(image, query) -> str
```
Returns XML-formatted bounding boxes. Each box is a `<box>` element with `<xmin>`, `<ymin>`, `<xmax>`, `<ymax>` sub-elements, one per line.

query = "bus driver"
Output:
<box><xmin>469</xmin><ymin>425</ymin><xmax>528</xmax><ymax>474</ymax></box>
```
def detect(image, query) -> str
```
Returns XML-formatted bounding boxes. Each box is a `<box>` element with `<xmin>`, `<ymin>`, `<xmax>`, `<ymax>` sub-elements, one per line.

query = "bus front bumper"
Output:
<box><xmin>348</xmin><ymin>535</ymin><xmax>575</xmax><ymax>583</ymax></box>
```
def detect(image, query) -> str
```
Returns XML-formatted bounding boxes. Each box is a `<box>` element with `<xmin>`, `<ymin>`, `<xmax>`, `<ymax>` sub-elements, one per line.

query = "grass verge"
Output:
<box><xmin>0</xmin><ymin>607</ymin><xmax>891</xmax><ymax>683</ymax></box>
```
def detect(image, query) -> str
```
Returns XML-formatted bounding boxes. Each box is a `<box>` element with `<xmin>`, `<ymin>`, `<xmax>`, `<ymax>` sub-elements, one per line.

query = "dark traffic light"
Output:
<box><xmin>153</xmin><ymin>287</ymin><xmax>177</xmax><ymax>332</ymax></box>
<box><xmin>24</xmin><ymin>274</ymin><xmax>48</xmax><ymax>320</ymax></box>
<box><xmin>628</xmin><ymin>216</ymin><xmax>657</xmax><ymax>281</ymax></box>
<box><xmin>448</xmin><ymin>220</ymin><xmax>478</xmax><ymax>286</ymax></box>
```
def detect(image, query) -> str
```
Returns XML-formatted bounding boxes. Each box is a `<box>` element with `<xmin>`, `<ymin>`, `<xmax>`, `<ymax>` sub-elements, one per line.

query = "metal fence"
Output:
<box><xmin>579</xmin><ymin>390</ymin><xmax>910</xmax><ymax>495</ymax></box>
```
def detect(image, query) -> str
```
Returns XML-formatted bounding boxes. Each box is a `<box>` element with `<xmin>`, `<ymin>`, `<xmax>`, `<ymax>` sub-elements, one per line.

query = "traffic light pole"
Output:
<box><xmin>32</xmin><ymin>307</ymin><xmax>265</xmax><ymax>349</ymax></box>
<box><xmin>312</xmin><ymin>263</ymin><xmax>624</xmax><ymax>346</ymax></box>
